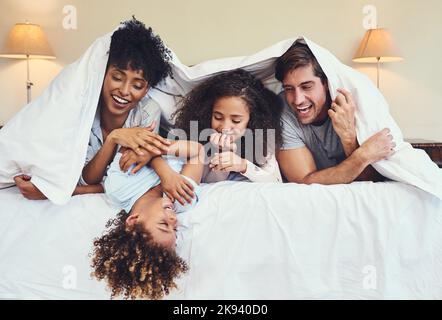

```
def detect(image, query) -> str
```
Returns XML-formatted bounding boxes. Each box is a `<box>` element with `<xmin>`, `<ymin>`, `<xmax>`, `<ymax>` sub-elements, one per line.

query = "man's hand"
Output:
<box><xmin>160</xmin><ymin>169</ymin><xmax>195</xmax><ymax>205</ymax></box>
<box><xmin>359</xmin><ymin>128</ymin><xmax>396</xmax><ymax>164</ymax></box>
<box><xmin>328</xmin><ymin>89</ymin><xmax>357</xmax><ymax>144</ymax></box>
<box><xmin>14</xmin><ymin>175</ymin><xmax>47</xmax><ymax>200</ymax></box>
<box><xmin>209</xmin><ymin>151</ymin><xmax>247</xmax><ymax>173</ymax></box>
<box><xmin>109</xmin><ymin>121</ymin><xmax>171</xmax><ymax>156</ymax></box>
<box><xmin>119</xmin><ymin>148</ymin><xmax>153</xmax><ymax>174</ymax></box>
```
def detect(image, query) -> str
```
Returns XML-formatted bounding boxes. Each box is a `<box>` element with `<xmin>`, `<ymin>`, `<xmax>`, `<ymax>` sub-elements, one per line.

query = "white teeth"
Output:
<box><xmin>297</xmin><ymin>105</ymin><xmax>312</xmax><ymax>111</ymax></box>
<box><xmin>112</xmin><ymin>95</ymin><xmax>129</xmax><ymax>104</ymax></box>
<box><xmin>297</xmin><ymin>105</ymin><xmax>312</xmax><ymax>114</ymax></box>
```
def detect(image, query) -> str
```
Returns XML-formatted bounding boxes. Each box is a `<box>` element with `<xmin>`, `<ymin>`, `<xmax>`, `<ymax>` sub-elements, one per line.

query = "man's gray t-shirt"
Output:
<box><xmin>279</xmin><ymin>93</ymin><xmax>346</xmax><ymax>170</ymax></box>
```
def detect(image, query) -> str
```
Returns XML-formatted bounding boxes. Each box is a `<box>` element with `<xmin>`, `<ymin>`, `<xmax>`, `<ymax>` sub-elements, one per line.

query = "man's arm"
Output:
<box><xmin>277</xmin><ymin>147</ymin><xmax>368</xmax><ymax>184</ymax></box>
<box><xmin>278</xmin><ymin>128</ymin><xmax>395</xmax><ymax>185</ymax></box>
<box><xmin>329</xmin><ymin>89</ymin><xmax>385</xmax><ymax>182</ymax></box>
<box><xmin>340</xmin><ymin>137</ymin><xmax>385</xmax><ymax>182</ymax></box>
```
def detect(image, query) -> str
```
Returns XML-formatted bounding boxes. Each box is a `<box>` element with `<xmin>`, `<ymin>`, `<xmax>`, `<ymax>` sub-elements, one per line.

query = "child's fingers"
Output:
<box><xmin>119</xmin><ymin>157</ymin><xmax>129</xmax><ymax>171</ymax></box>
<box><xmin>123</xmin><ymin>158</ymin><xmax>137</xmax><ymax>172</ymax></box>
<box><xmin>119</xmin><ymin>153</ymin><xmax>129</xmax><ymax>169</ymax></box>
<box><xmin>219</xmin><ymin>134</ymin><xmax>227</xmax><ymax>149</ymax></box>
<box><xmin>178</xmin><ymin>187</ymin><xmax>193</xmax><ymax>204</ymax></box>
<box><xmin>181</xmin><ymin>183</ymin><xmax>195</xmax><ymax>199</ymax></box>
<box><xmin>218</xmin><ymin>152</ymin><xmax>236</xmax><ymax>164</ymax></box>
<box><xmin>224</xmin><ymin>134</ymin><xmax>234</xmax><ymax>148</ymax></box>
<box><xmin>224</xmin><ymin>139</ymin><xmax>237</xmax><ymax>152</ymax></box>
<box><xmin>215</xmin><ymin>162</ymin><xmax>230</xmax><ymax>171</ymax></box>
<box><xmin>183</xmin><ymin>178</ymin><xmax>195</xmax><ymax>191</ymax></box>
<box><xmin>210</xmin><ymin>154</ymin><xmax>220</xmax><ymax>165</ymax></box>
<box><xmin>211</xmin><ymin>133</ymin><xmax>221</xmax><ymax>146</ymax></box>
<box><xmin>173</xmin><ymin>190</ymin><xmax>186</xmax><ymax>206</ymax></box>
<box><xmin>221</xmin><ymin>165</ymin><xmax>234</xmax><ymax>172</ymax></box>
<box><xmin>164</xmin><ymin>192</ymin><xmax>175</xmax><ymax>203</ymax></box>
<box><xmin>131</xmin><ymin>162</ymin><xmax>144</xmax><ymax>174</ymax></box>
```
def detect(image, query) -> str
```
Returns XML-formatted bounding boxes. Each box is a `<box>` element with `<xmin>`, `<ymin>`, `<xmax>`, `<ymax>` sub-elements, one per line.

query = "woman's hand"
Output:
<box><xmin>209</xmin><ymin>132</ymin><xmax>237</xmax><ymax>152</ymax></box>
<box><xmin>14</xmin><ymin>175</ymin><xmax>47</xmax><ymax>200</ymax></box>
<box><xmin>160</xmin><ymin>169</ymin><xmax>195</xmax><ymax>205</ymax></box>
<box><xmin>119</xmin><ymin>148</ymin><xmax>154</xmax><ymax>174</ymax></box>
<box><xmin>108</xmin><ymin>121</ymin><xmax>171</xmax><ymax>156</ymax></box>
<box><xmin>209</xmin><ymin>151</ymin><xmax>247</xmax><ymax>173</ymax></box>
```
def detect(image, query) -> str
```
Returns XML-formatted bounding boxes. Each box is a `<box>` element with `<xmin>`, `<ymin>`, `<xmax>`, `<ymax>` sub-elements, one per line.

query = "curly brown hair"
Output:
<box><xmin>90</xmin><ymin>210</ymin><xmax>188</xmax><ymax>300</ymax></box>
<box><xmin>172</xmin><ymin>69</ymin><xmax>282</xmax><ymax>166</ymax></box>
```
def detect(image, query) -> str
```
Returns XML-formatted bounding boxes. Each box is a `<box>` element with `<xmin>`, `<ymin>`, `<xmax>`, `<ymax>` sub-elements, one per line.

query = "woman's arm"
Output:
<box><xmin>81</xmin><ymin>133</ymin><xmax>120</xmax><ymax>185</ymax></box>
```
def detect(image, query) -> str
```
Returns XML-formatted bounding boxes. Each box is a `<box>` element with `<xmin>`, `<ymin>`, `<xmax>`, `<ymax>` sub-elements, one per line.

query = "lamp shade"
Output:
<box><xmin>0</xmin><ymin>22</ymin><xmax>55</xmax><ymax>59</ymax></box>
<box><xmin>353</xmin><ymin>28</ymin><xmax>403</xmax><ymax>63</ymax></box>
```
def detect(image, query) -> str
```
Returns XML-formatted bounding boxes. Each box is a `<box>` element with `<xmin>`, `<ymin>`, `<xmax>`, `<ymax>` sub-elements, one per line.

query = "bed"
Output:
<box><xmin>1</xmin><ymin>180</ymin><xmax>441</xmax><ymax>299</ymax></box>
<box><xmin>1</xmin><ymin>30</ymin><xmax>441</xmax><ymax>300</ymax></box>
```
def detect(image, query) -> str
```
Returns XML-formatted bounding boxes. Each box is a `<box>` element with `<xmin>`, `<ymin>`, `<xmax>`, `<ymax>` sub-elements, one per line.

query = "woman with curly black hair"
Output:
<box><xmin>14</xmin><ymin>17</ymin><xmax>174</xmax><ymax>200</ymax></box>
<box><xmin>79</xmin><ymin>17</ymin><xmax>173</xmax><ymax>189</ymax></box>
<box><xmin>173</xmin><ymin>69</ymin><xmax>283</xmax><ymax>183</ymax></box>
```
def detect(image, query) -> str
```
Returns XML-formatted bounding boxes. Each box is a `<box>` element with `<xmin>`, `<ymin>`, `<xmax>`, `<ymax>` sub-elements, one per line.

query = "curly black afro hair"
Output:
<box><xmin>173</xmin><ymin>69</ymin><xmax>282</xmax><ymax>165</ymax></box>
<box><xmin>90</xmin><ymin>210</ymin><xmax>188</xmax><ymax>300</ymax></box>
<box><xmin>108</xmin><ymin>16</ymin><xmax>172</xmax><ymax>88</ymax></box>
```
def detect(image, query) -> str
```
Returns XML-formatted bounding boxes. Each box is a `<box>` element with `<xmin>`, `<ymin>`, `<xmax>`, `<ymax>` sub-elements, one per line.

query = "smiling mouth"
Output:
<box><xmin>111</xmin><ymin>94</ymin><xmax>130</xmax><ymax>106</ymax></box>
<box><xmin>296</xmin><ymin>104</ymin><xmax>313</xmax><ymax>115</ymax></box>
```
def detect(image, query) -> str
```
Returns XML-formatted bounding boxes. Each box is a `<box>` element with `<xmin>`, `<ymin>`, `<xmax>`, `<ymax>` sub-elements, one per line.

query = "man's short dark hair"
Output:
<box><xmin>275</xmin><ymin>42</ymin><xmax>327</xmax><ymax>85</ymax></box>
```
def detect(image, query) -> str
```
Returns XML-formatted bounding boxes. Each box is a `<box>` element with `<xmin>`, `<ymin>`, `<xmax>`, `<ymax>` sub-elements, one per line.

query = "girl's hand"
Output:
<box><xmin>14</xmin><ymin>175</ymin><xmax>47</xmax><ymax>200</ymax></box>
<box><xmin>160</xmin><ymin>170</ymin><xmax>195</xmax><ymax>206</ymax></box>
<box><xmin>209</xmin><ymin>151</ymin><xmax>247</xmax><ymax>173</ymax></box>
<box><xmin>209</xmin><ymin>132</ymin><xmax>237</xmax><ymax>152</ymax></box>
<box><xmin>119</xmin><ymin>148</ymin><xmax>154</xmax><ymax>174</ymax></box>
<box><xmin>109</xmin><ymin>121</ymin><xmax>171</xmax><ymax>156</ymax></box>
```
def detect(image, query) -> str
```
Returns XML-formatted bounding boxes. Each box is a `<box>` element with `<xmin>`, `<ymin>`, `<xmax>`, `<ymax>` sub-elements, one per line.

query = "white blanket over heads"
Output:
<box><xmin>151</xmin><ymin>37</ymin><xmax>442</xmax><ymax>200</ymax></box>
<box><xmin>0</xmin><ymin>31</ymin><xmax>440</xmax><ymax>204</ymax></box>
<box><xmin>0</xmin><ymin>33</ymin><xmax>112</xmax><ymax>205</ymax></box>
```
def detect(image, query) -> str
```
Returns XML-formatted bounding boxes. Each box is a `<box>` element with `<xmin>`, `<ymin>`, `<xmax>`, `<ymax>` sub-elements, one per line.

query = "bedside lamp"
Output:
<box><xmin>353</xmin><ymin>28</ymin><xmax>403</xmax><ymax>88</ymax></box>
<box><xmin>0</xmin><ymin>22</ymin><xmax>56</xmax><ymax>103</ymax></box>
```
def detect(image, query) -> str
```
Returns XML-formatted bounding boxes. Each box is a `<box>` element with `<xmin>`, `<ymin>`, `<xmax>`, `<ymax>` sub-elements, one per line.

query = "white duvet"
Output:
<box><xmin>0</xmin><ymin>181</ymin><xmax>441</xmax><ymax>299</ymax></box>
<box><xmin>0</xmin><ymin>30</ymin><xmax>440</xmax><ymax>204</ymax></box>
<box><xmin>0</xmin><ymin>27</ymin><xmax>441</xmax><ymax>300</ymax></box>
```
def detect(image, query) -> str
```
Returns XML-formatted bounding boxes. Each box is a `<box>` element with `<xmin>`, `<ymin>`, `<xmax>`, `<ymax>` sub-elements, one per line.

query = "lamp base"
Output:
<box><xmin>26</xmin><ymin>80</ymin><xmax>33</xmax><ymax>104</ymax></box>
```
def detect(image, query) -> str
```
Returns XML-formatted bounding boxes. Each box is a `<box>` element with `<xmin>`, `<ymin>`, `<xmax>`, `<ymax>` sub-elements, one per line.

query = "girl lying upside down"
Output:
<box><xmin>90</xmin><ymin>140</ymin><xmax>204</xmax><ymax>300</ymax></box>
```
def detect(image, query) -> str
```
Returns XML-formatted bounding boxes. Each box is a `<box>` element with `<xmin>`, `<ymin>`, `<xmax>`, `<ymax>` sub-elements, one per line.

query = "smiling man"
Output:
<box><xmin>275</xmin><ymin>42</ymin><xmax>395</xmax><ymax>184</ymax></box>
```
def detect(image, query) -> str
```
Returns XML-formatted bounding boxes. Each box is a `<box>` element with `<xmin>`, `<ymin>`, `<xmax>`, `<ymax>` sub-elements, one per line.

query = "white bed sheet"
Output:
<box><xmin>0</xmin><ymin>181</ymin><xmax>441</xmax><ymax>299</ymax></box>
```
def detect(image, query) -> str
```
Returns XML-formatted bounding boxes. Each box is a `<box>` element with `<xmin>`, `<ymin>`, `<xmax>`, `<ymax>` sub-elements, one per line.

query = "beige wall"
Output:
<box><xmin>1</xmin><ymin>0</ymin><xmax>441</xmax><ymax>140</ymax></box>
